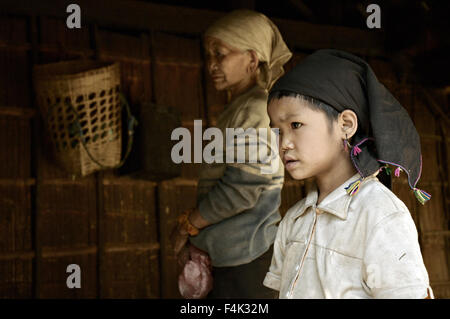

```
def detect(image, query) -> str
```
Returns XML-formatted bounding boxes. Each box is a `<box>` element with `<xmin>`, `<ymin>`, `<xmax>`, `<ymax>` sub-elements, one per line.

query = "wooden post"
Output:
<box><xmin>29</xmin><ymin>13</ymin><xmax>42</xmax><ymax>299</ymax></box>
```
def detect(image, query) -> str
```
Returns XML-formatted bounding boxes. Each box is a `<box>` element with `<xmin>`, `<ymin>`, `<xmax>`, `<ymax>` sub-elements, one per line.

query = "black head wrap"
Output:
<box><xmin>270</xmin><ymin>49</ymin><xmax>430</xmax><ymax>204</ymax></box>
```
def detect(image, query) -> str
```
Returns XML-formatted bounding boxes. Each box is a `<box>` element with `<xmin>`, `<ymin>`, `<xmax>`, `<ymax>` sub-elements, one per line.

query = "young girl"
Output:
<box><xmin>263</xmin><ymin>49</ymin><xmax>433</xmax><ymax>299</ymax></box>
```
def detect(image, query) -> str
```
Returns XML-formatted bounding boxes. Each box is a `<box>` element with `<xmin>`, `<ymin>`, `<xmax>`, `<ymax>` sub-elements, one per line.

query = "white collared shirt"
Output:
<box><xmin>263</xmin><ymin>173</ymin><xmax>433</xmax><ymax>299</ymax></box>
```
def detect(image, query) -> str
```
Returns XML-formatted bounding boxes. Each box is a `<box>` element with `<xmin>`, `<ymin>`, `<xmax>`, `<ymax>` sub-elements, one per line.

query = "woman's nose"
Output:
<box><xmin>207</xmin><ymin>57</ymin><xmax>218</xmax><ymax>74</ymax></box>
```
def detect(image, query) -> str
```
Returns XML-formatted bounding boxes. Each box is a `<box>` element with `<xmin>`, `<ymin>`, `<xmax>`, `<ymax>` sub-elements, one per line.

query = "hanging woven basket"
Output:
<box><xmin>33</xmin><ymin>59</ymin><xmax>137</xmax><ymax>177</ymax></box>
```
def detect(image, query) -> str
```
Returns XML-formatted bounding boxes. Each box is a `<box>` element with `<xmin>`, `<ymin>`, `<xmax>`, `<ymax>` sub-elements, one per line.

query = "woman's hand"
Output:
<box><xmin>171</xmin><ymin>208</ymin><xmax>212</xmax><ymax>257</ymax></box>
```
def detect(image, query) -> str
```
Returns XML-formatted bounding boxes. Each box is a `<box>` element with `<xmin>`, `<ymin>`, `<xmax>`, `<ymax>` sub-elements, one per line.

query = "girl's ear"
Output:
<box><xmin>339</xmin><ymin>109</ymin><xmax>358</xmax><ymax>139</ymax></box>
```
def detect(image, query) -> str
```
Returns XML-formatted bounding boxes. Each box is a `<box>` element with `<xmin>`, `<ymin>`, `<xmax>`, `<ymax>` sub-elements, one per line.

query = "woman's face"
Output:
<box><xmin>204</xmin><ymin>36</ymin><xmax>256</xmax><ymax>94</ymax></box>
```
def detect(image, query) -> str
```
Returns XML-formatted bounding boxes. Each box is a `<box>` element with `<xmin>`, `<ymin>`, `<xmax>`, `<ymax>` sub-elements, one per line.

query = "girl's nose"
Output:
<box><xmin>280</xmin><ymin>134</ymin><xmax>294</xmax><ymax>152</ymax></box>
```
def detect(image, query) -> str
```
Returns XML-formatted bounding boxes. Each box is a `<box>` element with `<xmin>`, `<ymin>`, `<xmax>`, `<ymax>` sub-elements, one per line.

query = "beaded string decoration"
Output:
<box><xmin>343</xmin><ymin>136</ymin><xmax>363</xmax><ymax>196</ymax></box>
<box><xmin>377</xmin><ymin>158</ymin><xmax>431</xmax><ymax>205</ymax></box>
<box><xmin>344</xmin><ymin>138</ymin><xmax>431</xmax><ymax>205</ymax></box>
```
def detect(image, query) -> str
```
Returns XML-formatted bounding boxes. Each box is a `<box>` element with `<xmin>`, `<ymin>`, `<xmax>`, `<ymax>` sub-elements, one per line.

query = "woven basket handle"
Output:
<box><xmin>47</xmin><ymin>93</ymin><xmax>138</xmax><ymax>172</ymax></box>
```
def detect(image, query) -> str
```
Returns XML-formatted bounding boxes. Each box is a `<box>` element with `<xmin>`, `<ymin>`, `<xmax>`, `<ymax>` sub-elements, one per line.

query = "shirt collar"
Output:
<box><xmin>292</xmin><ymin>173</ymin><xmax>361</xmax><ymax>221</ymax></box>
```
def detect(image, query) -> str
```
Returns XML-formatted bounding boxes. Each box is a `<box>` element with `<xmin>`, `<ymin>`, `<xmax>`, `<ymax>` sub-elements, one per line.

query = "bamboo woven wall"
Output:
<box><xmin>0</xmin><ymin>1</ymin><xmax>448</xmax><ymax>299</ymax></box>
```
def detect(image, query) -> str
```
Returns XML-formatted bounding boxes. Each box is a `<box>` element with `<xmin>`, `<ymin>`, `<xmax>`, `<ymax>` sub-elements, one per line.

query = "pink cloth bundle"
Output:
<box><xmin>178</xmin><ymin>244</ymin><xmax>213</xmax><ymax>299</ymax></box>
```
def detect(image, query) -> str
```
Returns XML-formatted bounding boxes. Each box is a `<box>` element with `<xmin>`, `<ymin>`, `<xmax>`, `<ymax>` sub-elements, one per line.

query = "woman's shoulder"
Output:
<box><xmin>230</xmin><ymin>85</ymin><xmax>270</xmax><ymax>128</ymax></box>
<box><xmin>243</xmin><ymin>85</ymin><xmax>268</xmax><ymax>110</ymax></box>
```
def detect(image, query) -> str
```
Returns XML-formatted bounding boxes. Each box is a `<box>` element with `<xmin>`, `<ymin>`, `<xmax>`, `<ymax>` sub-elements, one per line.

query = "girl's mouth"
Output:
<box><xmin>285</xmin><ymin>160</ymin><xmax>299</xmax><ymax>169</ymax></box>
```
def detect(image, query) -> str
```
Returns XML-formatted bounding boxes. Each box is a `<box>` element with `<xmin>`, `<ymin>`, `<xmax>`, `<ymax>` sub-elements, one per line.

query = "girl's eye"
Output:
<box><xmin>291</xmin><ymin>122</ymin><xmax>302</xmax><ymax>129</ymax></box>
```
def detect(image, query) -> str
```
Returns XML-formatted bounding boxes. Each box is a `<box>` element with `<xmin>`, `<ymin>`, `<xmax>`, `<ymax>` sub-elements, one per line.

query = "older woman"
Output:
<box><xmin>172</xmin><ymin>10</ymin><xmax>292</xmax><ymax>298</ymax></box>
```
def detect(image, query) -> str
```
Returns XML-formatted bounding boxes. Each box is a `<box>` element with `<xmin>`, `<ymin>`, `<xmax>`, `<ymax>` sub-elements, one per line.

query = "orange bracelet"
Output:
<box><xmin>177</xmin><ymin>209</ymin><xmax>199</xmax><ymax>236</ymax></box>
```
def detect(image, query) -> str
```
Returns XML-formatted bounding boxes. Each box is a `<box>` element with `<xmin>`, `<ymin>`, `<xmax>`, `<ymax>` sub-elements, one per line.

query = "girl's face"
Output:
<box><xmin>268</xmin><ymin>97</ymin><xmax>344</xmax><ymax>181</ymax></box>
<box><xmin>204</xmin><ymin>36</ymin><xmax>256</xmax><ymax>94</ymax></box>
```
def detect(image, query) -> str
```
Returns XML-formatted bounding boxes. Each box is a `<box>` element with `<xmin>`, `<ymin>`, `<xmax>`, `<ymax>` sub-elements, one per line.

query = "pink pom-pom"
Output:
<box><xmin>394</xmin><ymin>167</ymin><xmax>402</xmax><ymax>177</ymax></box>
<box><xmin>352</xmin><ymin>146</ymin><xmax>362</xmax><ymax>156</ymax></box>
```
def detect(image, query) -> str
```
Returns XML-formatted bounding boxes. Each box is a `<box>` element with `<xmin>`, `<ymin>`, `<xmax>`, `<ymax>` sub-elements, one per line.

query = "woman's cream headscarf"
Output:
<box><xmin>205</xmin><ymin>10</ymin><xmax>292</xmax><ymax>91</ymax></box>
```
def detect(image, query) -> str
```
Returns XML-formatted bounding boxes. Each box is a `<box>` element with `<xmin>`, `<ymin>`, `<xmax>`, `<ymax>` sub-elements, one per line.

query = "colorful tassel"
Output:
<box><xmin>352</xmin><ymin>146</ymin><xmax>362</xmax><ymax>156</ymax></box>
<box><xmin>394</xmin><ymin>167</ymin><xmax>402</xmax><ymax>177</ymax></box>
<box><xmin>345</xmin><ymin>179</ymin><xmax>362</xmax><ymax>196</ymax></box>
<box><xmin>413</xmin><ymin>188</ymin><xmax>431</xmax><ymax>205</ymax></box>
<box><xmin>343</xmin><ymin>139</ymin><xmax>349</xmax><ymax>152</ymax></box>
<box><xmin>384</xmin><ymin>165</ymin><xmax>392</xmax><ymax>176</ymax></box>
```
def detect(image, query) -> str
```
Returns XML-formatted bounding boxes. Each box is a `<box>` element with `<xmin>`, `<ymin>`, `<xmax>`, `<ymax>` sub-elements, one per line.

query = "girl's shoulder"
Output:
<box><xmin>353</xmin><ymin>177</ymin><xmax>411</xmax><ymax>223</ymax></box>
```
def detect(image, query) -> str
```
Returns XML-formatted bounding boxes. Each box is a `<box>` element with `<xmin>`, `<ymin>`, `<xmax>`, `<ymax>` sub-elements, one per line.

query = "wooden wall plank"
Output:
<box><xmin>0</xmin><ymin>117</ymin><xmax>31</xmax><ymax>178</ymax></box>
<box><xmin>420</xmin><ymin>139</ymin><xmax>441</xmax><ymax>183</ymax></box>
<box><xmin>37</xmin><ymin>16</ymin><xmax>92</xmax><ymax>63</ymax></box>
<box><xmin>417</xmin><ymin>185</ymin><xmax>446</xmax><ymax>232</ymax></box>
<box><xmin>153</xmin><ymin>31</ymin><xmax>204</xmax><ymax>121</ymax></box>
<box><xmin>0</xmin><ymin>15</ymin><xmax>30</xmax><ymax>108</ymax></box>
<box><xmin>36</xmin><ymin>181</ymin><xmax>97</xmax><ymax>298</ymax></box>
<box><xmin>429</xmin><ymin>281</ymin><xmax>450</xmax><ymax>299</ymax></box>
<box><xmin>0</xmin><ymin>184</ymin><xmax>33</xmax><ymax>298</ymax></box>
<box><xmin>39</xmin><ymin>16</ymin><xmax>91</xmax><ymax>50</ymax></box>
<box><xmin>97</xmin><ymin>28</ymin><xmax>152</xmax><ymax>105</ymax></box>
<box><xmin>153</xmin><ymin>63</ymin><xmax>203</xmax><ymax>119</ymax></box>
<box><xmin>39</xmin><ymin>253</ymin><xmax>97</xmax><ymax>298</ymax></box>
<box><xmin>0</xmin><ymin>15</ymin><xmax>28</xmax><ymax>43</ymax></box>
<box><xmin>177</xmin><ymin>120</ymin><xmax>206</xmax><ymax>179</ymax></box>
<box><xmin>38</xmin><ymin>182</ymin><xmax>97</xmax><ymax>248</ymax></box>
<box><xmin>0</xmin><ymin>259</ymin><xmax>33</xmax><ymax>298</ymax></box>
<box><xmin>0</xmin><ymin>185</ymin><xmax>32</xmax><ymax>253</ymax></box>
<box><xmin>421</xmin><ymin>231</ymin><xmax>449</xmax><ymax>282</ymax></box>
<box><xmin>152</xmin><ymin>31</ymin><xmax>205</xmax><ymax>179</ymax></box>
<box><xmin>413</xmin><ymin>91</ymin><xmax>438</xmax><ymax>135</ymax></box>
<box><xmin>158</xmin><ymin>178</ymin><xmax>198</xmax><ymax>298</ymax></box>
<box><xmin>102</xmin><ymin>177</ymin><xmax>157</xmax><ymax>244</ymax></box>
<box><xmin>139</xmin><ymin>102</ymin><xmax>182</xmax><ymax>180</ymax></box>
<box><xmin>102</xmin><ymin>249</ymin><xmax>159</xmax><ymax>298</ymax></box>
<box><xmin>0</xmin><ymin>47</ymin><xmax>30</xmax><ymax>108</ymax></box>
<box><xmin>101</xmin><ymin>177</ymin><xmax>159</xmax><ymax>298</ymax></box>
